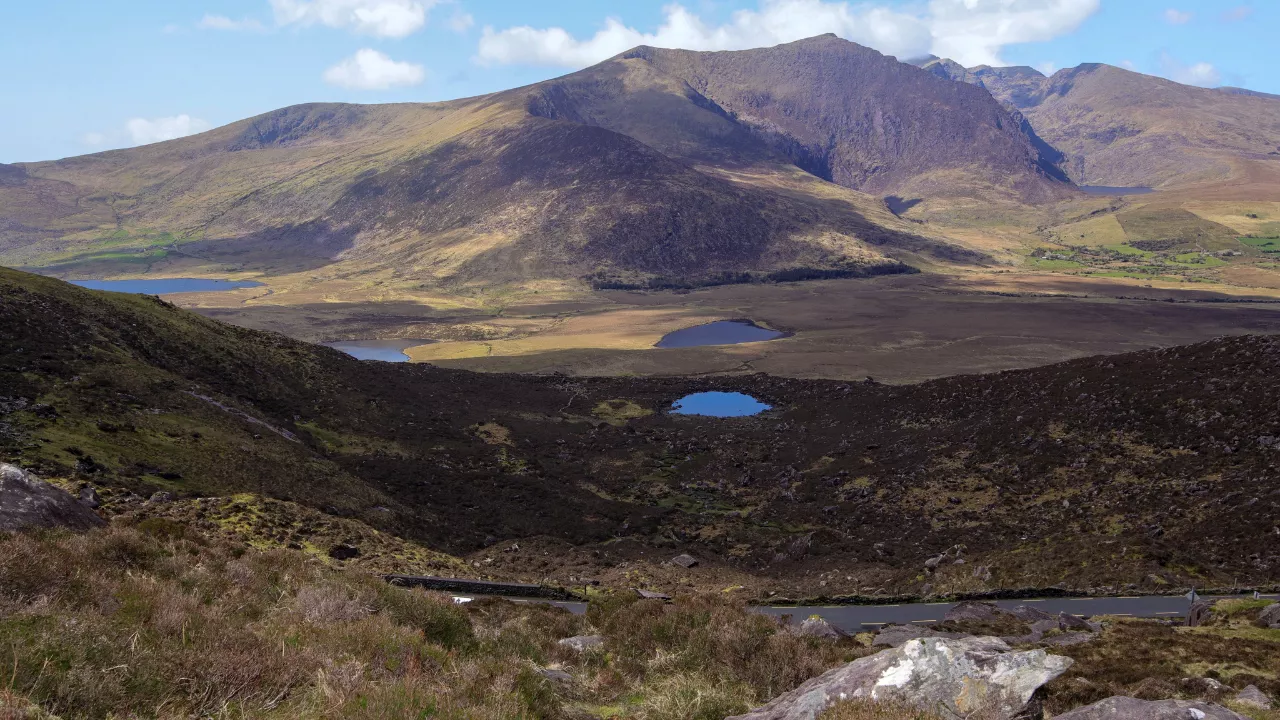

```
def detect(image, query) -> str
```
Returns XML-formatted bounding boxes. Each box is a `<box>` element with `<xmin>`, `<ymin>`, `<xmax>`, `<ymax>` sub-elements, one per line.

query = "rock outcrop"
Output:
<box><xmin>0</xmin><ymin>463</ymin><xmax>104</xmax><ymax>532</ymax></box>
<box><xmin>727</xmin><ymin>636</ymin><xmax>1071</xmax><ymax>720</ymax></box>
<box><xmin>1053</xmin><ymin>697</ymin><xmax>1248</xmax><ymax>719</ymax></box>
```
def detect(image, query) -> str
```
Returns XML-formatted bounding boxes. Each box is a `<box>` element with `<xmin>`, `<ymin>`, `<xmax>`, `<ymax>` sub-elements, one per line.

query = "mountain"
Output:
<box><xmin>3</xmin><ymin>266</ymin><xmax>1278</xmax><ymax>596</ymax></box>
<box><xmin>918</xmin><ymin>58</ymin><xmax>1280</xmax><ymax>189</ymax></box>
<box><xmin>0</xmin><ymin>36</ymin><xmax>1074</xmax><ymax>286</ymax></box>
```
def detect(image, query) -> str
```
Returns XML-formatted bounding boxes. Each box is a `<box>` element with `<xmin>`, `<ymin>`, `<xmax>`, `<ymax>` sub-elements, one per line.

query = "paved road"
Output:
<box><xmin>461</xmin><ymin>594</ymin><xmax>1278</xmax><ymax>632</ymax></box>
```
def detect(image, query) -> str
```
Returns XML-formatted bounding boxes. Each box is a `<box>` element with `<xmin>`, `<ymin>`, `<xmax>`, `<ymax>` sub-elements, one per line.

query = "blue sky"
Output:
<box><xmin>1</xmin><ymin>0</ymin><xmax>1272</xmax><ymax>163</ymax></box>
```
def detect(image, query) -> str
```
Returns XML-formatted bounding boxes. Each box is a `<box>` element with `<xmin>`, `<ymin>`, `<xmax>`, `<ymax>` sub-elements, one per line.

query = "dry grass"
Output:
<box><xmin>0</xmin><ymin>525</ymin><xmax>864</xmax><ymax>719</ymax></box>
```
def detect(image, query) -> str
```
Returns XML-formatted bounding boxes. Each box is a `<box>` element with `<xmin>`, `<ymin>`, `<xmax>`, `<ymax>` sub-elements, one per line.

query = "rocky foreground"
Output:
<box><xmin>2</xmin><ymin>467</ymin><xmax>1279</xmax><ymax>719</ymax></box>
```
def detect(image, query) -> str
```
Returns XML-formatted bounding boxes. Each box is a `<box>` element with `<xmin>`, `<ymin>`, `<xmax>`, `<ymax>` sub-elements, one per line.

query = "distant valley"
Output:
<box><xmin>1</xmin><ymin>35</ymin><xmax>1279</xmax><ymax>380</ymax></box>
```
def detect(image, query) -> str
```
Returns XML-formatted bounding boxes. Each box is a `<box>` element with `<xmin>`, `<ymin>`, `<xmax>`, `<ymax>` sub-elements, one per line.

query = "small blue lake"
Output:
<box><xmin>671</xmin><ymin>392</ymin><xmax>772</xmax><ymax>418</ymax></box>
<box><xmin>1079</xmin><ymin>186</ymin><xmax>1155</xmax><ymax>196</ymax></box>
<box><xmin>324</xmin><ymin>339</ymin><xmax>433</xmax><ymax>362</ymax></box>
<box><xmin>656</xmin><ymin>320</ymin><xmax>785</xmax><ymax>349</ymax></box>
<box><xmin>71</xmin><ymin>278</ymin><xmax>263</xmax><ymax>294</ymax></box>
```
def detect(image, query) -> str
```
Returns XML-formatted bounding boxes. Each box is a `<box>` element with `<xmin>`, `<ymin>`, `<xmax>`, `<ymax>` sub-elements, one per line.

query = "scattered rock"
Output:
<box><xmin>328</xmin><ymin>544</ymin><xmax>360</xmax><ymax>560</ymax></box>
<box><xmin>148</xmin><ymin>491</ymin><xmax>174</xmax><ymax>504</ymax></box>
<box><xmin>77</xmin><ymin>484</ymin><xmax>101</xmax><ymax>509</ymax></box>
<box><xmin>557</xmin><ymin>635</ymin><xmax>603</xmax><ymax>652</ymax></box>
<box><xmin>973</xmin><ymin>565</ymin><xmax>993</xmax><ymax>582</ymax></box>
<box><xmin>798</xmin><ymin>616</ymin><xmax>846</xmax><ymax>640</ymax></box>
<box><xmin>727</xmin><ymin>636</ymin><xmax>1072</xmax><ymax>720</ymax></box>
<box><xmin>0</xmin><ymin>462</ymin><xmax>104</xmax><ymax>532</ymax></box>
<box><xmin>1058</xmin><ymin>612</ymin><xmax>1095</xmax><ymax>632</ymax></box>
<box><xmin>1053</xmin><ymin>697</ymin><xmax>1248</xmax><ymax>719</ymax></box>
<box><xmin>669</xmin><ymin>553</ymin><xmax>698</xmax><ymax>568</ymax></box>
<box><xmin>943</xmin><ymin>601</ymin><xmax>1006</xmax><ymax>623</ymax></box>
<box><xmin>537</xmin><ymin>667</ymin><xmax>574</xmax><ymax>685</ymax></box>
<box><xmin>1187</xmin><ymin>600</ymin><xmax>1215</xmax><ymax>628</ymax></box>
<box><xmin>1234</xmin><ymin>685</ymin><xmax>1272</xmax><ymax>710</ymax></box>
<box><xmin>1039</xmin><ymin>632</ymin><xmax>1095</xmax><ymax>647</ymax></box>
<box><xmin>1255</xmin><ymin>603</ymin><xmax>1280</xmax><ymax>629</ymax></box>
<box><xmin>635</xmin><ymin>589</ymin><xmax>671</xmax><ymax>601</ymax></box>
<box><xmin>1181</xmin><ymin>677</ymin><xmax>1229</xmax><ymax>700</ymax></box>
<box><xmin>1009</xmin><ymin>605</ymin><xmax>1057</xmax><ymax>623</ymax></box>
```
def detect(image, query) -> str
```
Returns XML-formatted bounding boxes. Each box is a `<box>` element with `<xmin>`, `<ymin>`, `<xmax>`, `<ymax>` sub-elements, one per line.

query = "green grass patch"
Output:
<box><xmin>1172</xmin><ymin>252</ymin><xmax>1227</xmax><ymax>267</ymax></box>
<box><xmin>1102</xmin><ymin>244</ymin><xmax>1153</xmax><ymax>258</ymax></box>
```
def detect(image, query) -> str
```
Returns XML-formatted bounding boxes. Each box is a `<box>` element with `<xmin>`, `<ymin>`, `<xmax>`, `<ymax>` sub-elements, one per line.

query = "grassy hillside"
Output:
<box><xmin>3</xmin><ymin>267</ymin><xmax>1280</xmax><ymax>599</ymax></box>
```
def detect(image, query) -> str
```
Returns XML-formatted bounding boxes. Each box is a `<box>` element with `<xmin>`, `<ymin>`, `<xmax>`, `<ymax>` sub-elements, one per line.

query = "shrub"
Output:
<box><xmin>633</xmin><ymin>674</ymin><xmax>751</xmax><ymax>720</ymax></box>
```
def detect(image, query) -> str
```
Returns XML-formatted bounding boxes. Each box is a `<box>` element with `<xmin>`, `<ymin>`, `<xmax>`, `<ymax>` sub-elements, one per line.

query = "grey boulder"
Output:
<box><xmin>669</xmin><ymin>553</ymin><xmax>698</xmax><ymax>568</ymax></box>
<box><xmin>1053</xmin><ymin>697</ymin><xmax>1248</xmax><ymax>719</ymax></box>
<box><xmin>872</xmin><ymin>624</ymin><xmax>967</xmax><ymax>647</ymax></box>
<box><xmin>1256</xmin><ymin>603</ymin><xmax>1280</xmax><ymax>629</ymax></box>
<box><xmin>1</xmin><ymin>463</ymin><xmax>104</xmax><ymax>532</ymax></box>
<box><xmin>797</xmin><ymin>616</ymin><xmax>846</xmax><ymax>640</ymax></box>
<box><xmin>557</xmin><ymin>635</ymin><xmax>603</xmax><ymax>652</ymax></box>
<box><xmin>1235</xmin><ymin>685</ymin><xmax>1272</xmax><ymax>710</ymax></box>
<box><xmin>727</xmin><ymin>636</ymin><xmax>1071</xmax><ymax>720</ymax></box>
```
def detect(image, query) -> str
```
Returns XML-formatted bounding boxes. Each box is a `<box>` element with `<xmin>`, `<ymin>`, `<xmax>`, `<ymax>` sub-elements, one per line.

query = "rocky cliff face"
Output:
<box><xmin>625</xmin><ymin>35</ymin><xmax>1074</xmax><ymax>201</ymax></box>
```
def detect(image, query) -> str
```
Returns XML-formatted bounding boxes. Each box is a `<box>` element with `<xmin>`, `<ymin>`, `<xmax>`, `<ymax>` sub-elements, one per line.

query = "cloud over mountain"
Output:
<box><xmin>476</xmin><ymin>0</ymin><xmax>1099</xmax><ymax>69</ymax></box>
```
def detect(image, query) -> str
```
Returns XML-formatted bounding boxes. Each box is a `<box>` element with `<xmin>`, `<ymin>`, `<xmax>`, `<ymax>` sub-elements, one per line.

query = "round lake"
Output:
<box><xmin>656</xmin><ymin>320</ymin><xmax>784</xmax><ymax>348</ymax></box>
<box><xmin>70</xmin><ymin>278</ymin><xmax>263</xmax><ymax>294</ymax></box>
<box><xmin>325</xmin><ymin>339</ymin><xmax>433</xmax><ymax>362</ymax></box>
<box><xmin>671</xmin><ymin>392</ymin><xmax>772</xmax><ymax>417</ymax></box>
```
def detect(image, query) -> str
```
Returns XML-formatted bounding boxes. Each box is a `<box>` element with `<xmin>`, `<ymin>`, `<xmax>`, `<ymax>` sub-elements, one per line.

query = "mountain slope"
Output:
<box><xmin>3</xmin><ymin>266</ymin><xmax>1279</xmax><ymax>596</ymax></box>
<box><xmin>0</xmin><ymin>36</ymin><xmax>1087</xmax><ymax>285</ymax></box>
<box><xmin>921</xmin><ymin>59</ymin><xmax>1280</xmax><ymax>188</ymax></box>
<box><xmin>625</xmin><ymin>36</ymin><xmax>1072</xmax><ymax>201</ymax></box>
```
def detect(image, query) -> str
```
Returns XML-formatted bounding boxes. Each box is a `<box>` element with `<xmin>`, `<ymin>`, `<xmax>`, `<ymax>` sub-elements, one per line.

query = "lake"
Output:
<box><xmin>656</xmin><ymin>320</ymin><xmax>785</xmax><ymax>348</ymax></box>
<box><xmin>1079</xmin><ymin>186</ymin><xmax>1155</xmax><ymax>196</ymax></box>
<box><xmin>671</xmin><ymin>392</ymin><xmax>772</xmax><ymax>417</ymax></box>
<box><xmin>324</xmin><ymin>339</ymin><xmax>433</xmax><ymax>362</ymax></box>
<box><xmin>70</xmin><ymin>278</ymin><xmax>263</xmax><ymax>294</ymax></box>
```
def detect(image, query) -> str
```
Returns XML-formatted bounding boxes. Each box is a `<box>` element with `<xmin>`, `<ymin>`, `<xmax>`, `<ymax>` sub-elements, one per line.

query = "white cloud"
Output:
<box><xmin>447</xmin><ymin>8</ymin><xmax>474</xmax><ymax>34</ymax></box>
<box><xmin>1222</xmin><ymin>5</ymin><xmax>1253</xmax><ymax>21</ymax></box>
<box><xmin>1119</xmin><ymin>59</ymin><xmax>1137</xmax><ymax>71</ymax></box>
<box><xmin>270</xmin><ymin>0</ymin><xmax>436</xmax><ymax>38</ymax></box>
<box><xmin>126</xmin><ymin>115</ymin><xmax>213</xmax><ymax>145</ymax></box>
<box><xmin>199</xmin><ymin>14</ymin><xmax>266</xmax><ymax>31</ymax></box>
<box><xmin>80</xmin><ymin>132</ymin><xmax>107</xmax><ymax>147</ymax></box>
<box><xmin>475</xmin><ymin>0</ymin><xmax>1100</xmax><ymax>70</ymax></box>
<box><xmin>1035</xmin><ymin>61</ymin><xmax>1057</xmax><ymax>76</ymax></box>
<box><xmin>323</xmin><ymin>48</ymin><xmax>426</xmax><ymax>89</ymax></box>
<box><xmin>1158</xmin><ymin>52</ymin><xmax>1220</xmax><ymax>87</ymax></box>
<box><xmin>1163</xmin><ymin>8</ymin><xmax>1192</xmax><ymax>24</ymax></box>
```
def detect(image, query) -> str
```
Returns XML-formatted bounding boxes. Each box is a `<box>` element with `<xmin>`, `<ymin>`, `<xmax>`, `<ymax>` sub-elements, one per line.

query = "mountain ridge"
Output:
<box><xmin>917</xmin><ymin>57</ymin><xmax>1280</xmax><ymax>189</ymax></box>
<box><xmin>0</xmin><ymin>35</ymin><xmax>1069</xmax><ymax>286</ymax></box>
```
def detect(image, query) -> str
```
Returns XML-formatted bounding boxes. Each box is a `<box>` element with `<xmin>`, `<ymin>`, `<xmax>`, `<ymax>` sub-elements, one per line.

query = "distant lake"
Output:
<box><xmin>656</xmin><ymin>320</ymin><xmax>785</xmax><ymax>349</ymax></box>
<box><xmin>671</xmin><ymin>392</ymin><xmax>772</xmax><ymax>418</ymax></box>
<box><xmin>324</xmin><ymin>339</ymin><xmax>433</xmax><ymax>363</ymax></box>
<box><xmin>1079</xmin><ymin>186</ymin><xmax>1155</xmax><ymax>196</ymax></box>
<box><xmin>70</xmin><ymin>278</ymin><xmax>263</xmax><ymax>294</ymax></box>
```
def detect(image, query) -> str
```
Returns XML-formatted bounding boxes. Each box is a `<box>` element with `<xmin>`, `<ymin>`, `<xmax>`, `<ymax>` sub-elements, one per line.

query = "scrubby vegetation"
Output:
<box><xmin>0</xmin><ymin>525</ymin><xmax>866</xmax><ymax>719</ymax></box>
